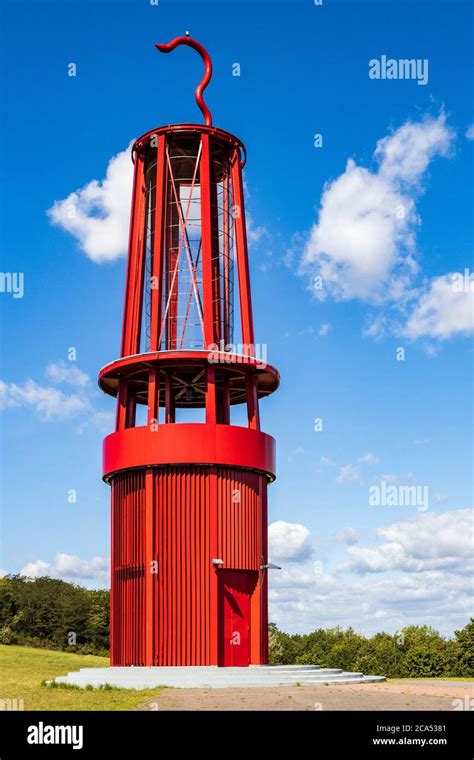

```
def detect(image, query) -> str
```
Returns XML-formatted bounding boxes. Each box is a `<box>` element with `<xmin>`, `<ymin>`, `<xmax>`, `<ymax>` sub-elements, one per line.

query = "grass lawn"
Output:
<box><xmin>0</xmin><ymin>645</ymin><xmax>164</xmax><ymax>711</ymax></box>
<box><xmin>391</xmin><ymin>677</ymin><xmax>474</xmax><ymax>682</ymax></box>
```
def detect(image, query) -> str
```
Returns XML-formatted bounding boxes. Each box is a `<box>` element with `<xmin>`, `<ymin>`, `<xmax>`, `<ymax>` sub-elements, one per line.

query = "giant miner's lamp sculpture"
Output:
<box><xmin>99</xmin><ymin>36</ymin><xmax>280</xmax><ymax>666</ymax></box>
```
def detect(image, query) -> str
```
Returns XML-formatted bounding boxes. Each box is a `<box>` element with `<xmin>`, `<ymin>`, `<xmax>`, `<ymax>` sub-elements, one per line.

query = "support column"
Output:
<box><xmin>144</xmin><ymin>469</ymin><xmax>154</xmax><ymax>665</ymax></box>
<box><xmin>120</xmin><ymin>151</ymin><xmax>147</xmax><ymax>357</ymax></box>
<box><xmin>200</xmin><ymin>133</ymin><xmax>216</xmax><ymax>349</ymax></box>
<box><xmin>150</xmin><ymin>135</ymin><xmax>167</xmax><ymax>352</ymax></box>
<box><xmin>231</xmin><ymin>150</ymin><xmax>255</xmax><ymax>353</ymax></box>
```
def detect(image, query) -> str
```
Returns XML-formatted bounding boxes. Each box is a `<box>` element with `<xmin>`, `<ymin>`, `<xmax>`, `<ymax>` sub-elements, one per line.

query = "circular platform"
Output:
<box><xmin>99</xmin><ymin>350</ymin><xmax>280</xmax><ymax>408</ymax></box>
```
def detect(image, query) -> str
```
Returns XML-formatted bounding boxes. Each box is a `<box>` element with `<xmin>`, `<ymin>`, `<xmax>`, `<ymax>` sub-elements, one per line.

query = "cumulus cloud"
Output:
<box><xmin>20</xmin><ymin>553</ymin><xmax>109</xmax><ymax>586</ymax></box>
<box><xmin>466</xmin><ymin>124</ymin><xmax>474</xmax><ymax>141</ymax></box>
<box><xmin>378</xmin><ymin>508</ymin><xmax>473</xmax><ymax>563</ymax></box>
<box><xmin>247</xmin><ymin>213</ymin><xmax>269</xmax><ymax>244</ymax></box>
<box><xmin>404</xmin><ymin>273</ymin><xmax>474</xmax><ymax>339</ymax></box>
<box><xmin>269</xmin><ymin>509</ymin><xmax>474</xmax><ymax>635</ymax></box>
<box><xmin>268</xmin><ymin>520</ymin><xmax>313</xmax><ymax>562</ymax></box>
<box><xmin>341</xmin><ymin>509</ymin><xmax>473</xmax><ymax>575</ymax></box>
<box><xmin>269</xmin><ymin>567</ymin><xmax>472</xmax><ymax>636</ymax></box>
<box><xmin>335</xmin><ymin>527</ymin><xmax>359</xmax><ymax>545</ymax></box>
<box><xmin>318</xmin><ymin>322</ymin><xmax>331</xmax><ymax>336</ymax></box>
<box><xmin>47</xmin><ymin>142</ymin><xmax>134</xmax><ymax>263</ymax></box>
<box><xmin>45</xmin><ymin>361</ymin><xmax>90</xmax><ymax>388</ymax></box>
<box><xmin>359</xmin><ymin>452</ymin><xmax>379</xmax><ymax>465</ymax></box>
<box><xmin>1</xmin><ymin>361</ymin><xmax>110</xmax><ymax>427</ymax></box>
<box><xmin>300</xmin><ymin>113</ymin><xmax>454</xmax><ymax>304</ymax></box>
<box><xmin>336</xmin><ymin>464</ymin><xmax>362</xmax><ymax>484</ymax></box>
<box><xmin>0</xmin><ymin>379</ymin><xmax>89</xmax><ymax>420</ymax></box>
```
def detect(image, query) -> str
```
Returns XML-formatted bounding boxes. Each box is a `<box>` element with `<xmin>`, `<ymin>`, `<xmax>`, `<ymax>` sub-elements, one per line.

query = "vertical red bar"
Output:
<box><xmin>200</xmin><ymin>134</ymin><xmax>216</xmax><ymax>348</ymax></box>
<box><xmin>206</xmin><ymin>365</ymin><xmax>217</xmax><ymax>424</ymax></box>
<box><xmin>261</xmin><ymin>480</ymin><xmax>269</xmax><ymax>663</ymax></box>
<box><xmin>121</xmin><ymin>151</ymin><xmax>147</xmax><ymax>357</ymax></box>
<box><xmin>110</xmin><ymin>481</ymin><xmax>115</xmax><ymax>665</ymax></box>
<box><xmin>144</xmin><ymin>469</ymin><xmax>154</xmax><ymax>665</ymax></box>
<box><xmin>222</xmin><ymin>171</ymin><xmax>230</xmax><ymax>346</ymax></box>
<box><xmin>165</xmin><ymin>144</ymin><xmax>179</xmax><ymax>351</ymax></box>
<box><xmin>246</xmin><ymin>374</ymin><xmax>260</xmax><ymax>430</ymax></box>
<box><xmin>116</xmin><ymin>379</ymin><xmax>128</xmax><ymax>431</ymax></box>
<box><xmin>210</xmin><ymin>181</ymin><xmax>222</xmax><ymax>342</ymax></box>
<box><xmin>150</xmin><ymin>135</ymin><xmax>167</xmax><ymax>352</ymax></box>
<box><xmin>231</xmin><ymin>151</ymin><xmax>255</xmax><ymax>351</ymax></box>
<box><xmin>165</xmin><ymin>370</ymin><xmax>175</xmax><ymax>423</ymax></box>
<box><xmin>201</xmin><ymin>134</ymin><xmax>218</xmax><ymax>426</ymax></box>
<box><xmin>209</xmin><ymin>468</ymin><xmax>218</xmax><ymax>664</ymax></box>
<box><xmin>147</xmin><ymin>367</ymin><xmax>159</xmax><ymax>427</ymax></box>
<box><xmin>125</xmin><ymin>389</ymin><xmax>136</xmax><ymax>428</ymax></box>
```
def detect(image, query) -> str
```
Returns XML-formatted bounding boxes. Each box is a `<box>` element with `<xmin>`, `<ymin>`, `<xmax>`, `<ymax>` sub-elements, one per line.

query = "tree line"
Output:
<box><xmin>268</xmin><ymin>621</ymin><xmax>474</xmax><ymax>677</ymax></box>
<box><xmin>0</xmin><ymin>575</ymin><xmax>472</xmax><ymax>677</ymax></box>
<box><xmin>0</xmin><ymin>576</ymin><xmax>109</xmax><ymax>656</ymax></box>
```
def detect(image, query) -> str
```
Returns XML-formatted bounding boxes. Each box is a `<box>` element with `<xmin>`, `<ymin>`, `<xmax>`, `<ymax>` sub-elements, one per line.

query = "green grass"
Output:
<box><xmin>391</xmin><ymin>676</ymin><xmax>474</xmax><ymax>681</ymax></box>
<box><xmin>0</xmin><ymin>645</ymin><xmax>164</xmax><ymax>711</ymax></box>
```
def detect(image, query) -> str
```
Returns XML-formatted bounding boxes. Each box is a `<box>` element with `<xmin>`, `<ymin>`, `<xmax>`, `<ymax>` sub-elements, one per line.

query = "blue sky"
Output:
<box><xmin>0</xmin><ymin>0</ymin><xmax>473</xmax><ymax>636</ymax></box>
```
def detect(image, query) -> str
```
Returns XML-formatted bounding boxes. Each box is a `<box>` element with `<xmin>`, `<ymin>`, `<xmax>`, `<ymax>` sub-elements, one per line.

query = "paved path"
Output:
<box><xmin>140</xmin><ymin>680</ymin><xmax>474</xmax><ymax>712</ymax></box>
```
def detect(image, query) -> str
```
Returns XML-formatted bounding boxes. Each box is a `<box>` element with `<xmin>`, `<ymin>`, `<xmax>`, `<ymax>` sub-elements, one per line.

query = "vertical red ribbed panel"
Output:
<box><xmin>217</xmin><ymin>468</ymin><xmax>264</xmax><ymax>570</ymax></box>
<box><xmin>152</xmin><ymin>466</ymin><xmax>213</xmax><ymax>665</ymax></box>
<box><xmin>111</xmin><ymin>470</ymin><xmax>145</xmax><ymax>666</ymax></box>
<box><xmin>111</xmin><ymin>464</ymin><xmax>267</xmax><ymax>665</ymax></box>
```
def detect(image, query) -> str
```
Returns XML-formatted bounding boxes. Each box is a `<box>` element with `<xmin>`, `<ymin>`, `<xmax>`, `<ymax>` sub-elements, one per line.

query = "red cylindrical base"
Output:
<box><xmin>110</xmin><ymin>464</ymin><xmax>268</xmax><ymax>666</ymax></box>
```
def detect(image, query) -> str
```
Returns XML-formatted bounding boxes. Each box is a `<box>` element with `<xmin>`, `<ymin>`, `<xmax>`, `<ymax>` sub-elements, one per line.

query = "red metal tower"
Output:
<box><xmin>99</xmin><ymin>36</ymin><xmax>279</xmax><ymax>667</ymax></box>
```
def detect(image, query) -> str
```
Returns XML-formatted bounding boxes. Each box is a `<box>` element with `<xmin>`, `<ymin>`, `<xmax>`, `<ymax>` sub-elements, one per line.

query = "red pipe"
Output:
<box><xmin>156</xmin><ymin>35</ymin><xmax>213</xmax><ymax>126</ymax></box>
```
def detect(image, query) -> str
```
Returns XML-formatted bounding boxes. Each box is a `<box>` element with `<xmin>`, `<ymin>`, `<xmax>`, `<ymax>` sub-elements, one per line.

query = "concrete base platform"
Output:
<box><xmin>54</xmin><ymin>665</ymin><xmax>385</xmax><ymax>689</ymax></box>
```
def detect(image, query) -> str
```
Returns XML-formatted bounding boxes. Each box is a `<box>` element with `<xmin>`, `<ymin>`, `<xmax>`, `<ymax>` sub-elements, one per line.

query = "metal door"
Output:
<box><xmin>219</xmin><ymin>570</ymin><xmax>256</xmax><ymax>666</ymax></box>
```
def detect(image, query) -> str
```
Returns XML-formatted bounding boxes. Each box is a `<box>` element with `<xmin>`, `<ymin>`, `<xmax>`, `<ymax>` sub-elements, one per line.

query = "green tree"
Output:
<box><xmin>452</xmin><ymin>619</ymin><xmax>474</xmax><ymax>677</ymax></box>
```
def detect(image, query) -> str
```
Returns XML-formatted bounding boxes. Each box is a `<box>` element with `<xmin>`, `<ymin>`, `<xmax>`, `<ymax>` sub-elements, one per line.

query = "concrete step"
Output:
<box><xmin>257</xmin><ymin>665</ymin><xmax>322</xmax><ymax>671</ymax></box>
<box><xmin>54</xmin><ymin>665</ymin><xmax>385</xmax><ymax>689</ymax></box>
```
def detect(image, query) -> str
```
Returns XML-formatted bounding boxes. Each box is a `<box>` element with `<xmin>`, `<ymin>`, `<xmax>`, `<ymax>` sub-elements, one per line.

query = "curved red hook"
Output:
<box><xmin>156</xmin><ymin>35</ymin><xmax>213</xmax><ymax>127</ymax></box>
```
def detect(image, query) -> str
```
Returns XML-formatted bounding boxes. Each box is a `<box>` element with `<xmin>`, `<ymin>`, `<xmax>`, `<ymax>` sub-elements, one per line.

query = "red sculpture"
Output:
<box><xmin>99</xmin><ymin>36</ymin><xmax>279</xmax><ymax>666</ymax></box>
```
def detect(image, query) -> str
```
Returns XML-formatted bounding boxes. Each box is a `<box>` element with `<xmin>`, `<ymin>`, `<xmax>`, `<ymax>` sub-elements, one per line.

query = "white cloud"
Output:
<box><xmin>336</xmin><ymin>464</ymin><xmax>362</xmax><ymax>484</ymax></box>
<box><xmin>0</xmin><ymin>379</ymin><xmax>89</xmax><ymax>420</ymax></box>
<box><xmin>20</xmin><ymin>553</ymin><xmax>109</xmax><ymax>586</ymax></box>
<box><xmin>363</xmin><ymin>313</ymin><xmax>390</xmax><ymax>339</ymax></box>
<box><xmin>342</xmin><ymin>509</ymin><xmax>473</xmax><ymax>575</ymax></box>
<box><xmin>300</xmin><ymin>113</ymin><xmax>454</xmax><ymax>304</ymax></box>
<box><xmin>335</xmin><ymin>527</ymin><xmax>359</xmax><ymax>545</ymax></box>
<box><xmin>466</xmin><ymin>124</ymin><xmax>474</xmax><ymax>141</ymax></box>
<box><xmin>47</xmin><ymin>142</ymin><xmax>134</xmax><ymax>263</ymax></box>
<box><xmin>378</xmin><ymin>509</ymin><xmax>472</xmax><ymax>563</ymax></box>
<box><xmin>1</xmin><ymin>362</ymin><xmax>113</xmax><ymax>429</ymax></box>
<box><xmin>269</xmin><ymin>565</ymin><xmax>473</xmax><ymax>636</ymax></box>
<box><xmin>374</xmin><ymin>115</ymin><xmax>453</xmax><ymax>186</ymax></box>
<box><xmin>247</xmin><ymin>213</ymin><xmax>269</xmax><ymax>244</ymax></box>
<box><xmin>45</xmin><ymin>361</ymin><xmax>90</xmax><ymax>388</ymax></box>
<box><xmin>380</xmin><ymin>472</ymin><xmax>415</xmax><ymax>485</ymax></box>
<box><xmin>287</xmin><ymin>446</ymin><xmax>304</xmax><ymax>463</ymax></box>
<box><xmin>268</xmin><ymin>520</ymin><xmax>313</xmax><ymax>562</ymax></box>
<box><xmin>269</xmin><ymin>509</ymin><xmax>474</xmax><ymax>636</ymax></box>
<box><xmin>359</xmin><ymin>452</ymin><xmax>379</xmax><ymax>465</ymax></box>
<box><xmin>319</xmin><ymin>455</ymin><xmax>335</xmax><ymax>468</ymax></box>
<box><xmin>318</xmin><ymin>322</ymin><xmax>331</xmax><ymax>336</ymax></box>
<box><xmin>404</xmin><ymin>273</ymin><xmax>474</xmax><ymax>339</ymax></box>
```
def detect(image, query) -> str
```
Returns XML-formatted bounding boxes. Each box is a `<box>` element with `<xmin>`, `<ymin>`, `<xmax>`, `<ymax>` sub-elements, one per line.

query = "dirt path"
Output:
<box><xmin>140</xmin><ymin>680</ymin><xmax>473</xmax><ymax>711</ymax></box>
